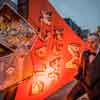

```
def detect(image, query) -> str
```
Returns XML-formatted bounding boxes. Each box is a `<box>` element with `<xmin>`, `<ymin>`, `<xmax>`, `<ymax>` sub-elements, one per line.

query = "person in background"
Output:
<box><xmin>96</xmin><ymin>26</ymin><xmax>100</xmax><ymax>48</ymax></box>
<box><xmin>96</xmin><ymin>26</ymin><xmax>100</xmax><ymax>36</ymax></box>
<box><xmin>66</xmin><ymin>33</ymin><xmax>100</xmax><ymax>100</ymax></box>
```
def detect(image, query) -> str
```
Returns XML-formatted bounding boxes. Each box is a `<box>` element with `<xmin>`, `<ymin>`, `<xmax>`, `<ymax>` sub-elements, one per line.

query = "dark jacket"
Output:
<box><xmin>76</xmin><ymin>49</ymin><xmax>100</xmax><ymax>98</ymax></box>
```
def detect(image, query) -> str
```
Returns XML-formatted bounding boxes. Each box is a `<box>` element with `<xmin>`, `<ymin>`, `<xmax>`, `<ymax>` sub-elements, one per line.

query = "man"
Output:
<box><xmin>96</xmin><ymin>26</ymin><xmax>100</xmax><ymax>36</ymax></box>
<box><xmin>66</xmin><ymin>33</ymin><xmax>100</xmax><ymax>100</ymax></box>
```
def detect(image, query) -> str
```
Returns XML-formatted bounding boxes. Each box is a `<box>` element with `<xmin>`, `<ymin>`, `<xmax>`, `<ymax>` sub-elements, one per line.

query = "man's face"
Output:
<box><xmin>87</xmin><ymin>36</ymin><xmax>99</xmax><ymax>50</ymax></box>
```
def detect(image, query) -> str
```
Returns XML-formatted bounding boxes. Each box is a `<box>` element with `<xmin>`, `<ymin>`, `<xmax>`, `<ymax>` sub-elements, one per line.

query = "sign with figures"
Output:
<box><xmin>16</xmin><ymin>0</ymin><xmax>84</xmax><ymax>100</ymax></box>
<box><xmin>0</xmin><ymin>4</ymin><xmax>34</xmax><ymax>51</ymax></box>
<box><xmin>0</xmin><ymin>3</ymin><xmax>34</xmax><ymax>91</ymax></box>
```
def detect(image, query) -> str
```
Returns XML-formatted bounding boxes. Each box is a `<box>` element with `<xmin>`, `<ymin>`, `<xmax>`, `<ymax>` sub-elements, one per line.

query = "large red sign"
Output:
<box><xmin>15</xmin><ymin>0</ymin><xmax>84</xmax><ymax>100</ymax></box>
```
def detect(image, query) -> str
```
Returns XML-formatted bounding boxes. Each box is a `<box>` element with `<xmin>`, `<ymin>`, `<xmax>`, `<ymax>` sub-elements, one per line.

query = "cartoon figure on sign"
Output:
<box><xmin>52</xmin><ymin>28</ymin><xmax>64</xmax><ymax>55</ymax></box>
<box><xmin>35</xmin><ymin>45</ymin><xmax>48</xmax><ymax>59</ymax></box>
<box><xmin>39</xmin><ymin>10</ymin><xmax>52</xmax><ymax>25</ymax></box>
<box><xmin>65</xmin><ymin>43</ymin><xmax>80</xmax><ymax>69</ymax></box>
<box><xmin>30</xmin><ymin>59</ymin><xmax>62</xmax><ymax>95</ymax></box>
<box><xmin>37</xmin><ymin>29</ymin><xmax>51</xmax><ymax>42</ymax></box>
<box><xmin>32</xmin><ymin>80</ymin><xmax>44</xmax><ymax>95</ymax></box>
<box><xmin>54</xmin><ymin>28</ymin><xmax>64</xmax><ymax>41</ymax></box>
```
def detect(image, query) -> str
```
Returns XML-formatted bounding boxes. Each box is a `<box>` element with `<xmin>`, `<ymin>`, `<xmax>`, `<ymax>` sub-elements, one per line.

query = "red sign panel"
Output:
<box><xmin>16</xmin><ymin>0</ymin><xmax>84</xmax><ymax>100</ymax></box>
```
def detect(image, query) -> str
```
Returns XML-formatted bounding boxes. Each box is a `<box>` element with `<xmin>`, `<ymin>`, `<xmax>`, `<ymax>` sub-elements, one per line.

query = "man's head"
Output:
<box><xmin>87</xmin><ymin>33</ymin><xmax>99</xmax><ymax>51</ymax></box>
